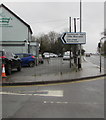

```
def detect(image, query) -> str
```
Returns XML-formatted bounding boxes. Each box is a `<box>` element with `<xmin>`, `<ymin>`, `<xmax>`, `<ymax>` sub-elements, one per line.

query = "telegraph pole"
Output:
<box><xmin>80</xmin><ymin>0</ymin><xmax>82</xmax><ymax>32</ymax></box>
<box><xmin>78</xmin><ymin>0</ymin><xmax>82</xmax><ymax>69</ymax></box>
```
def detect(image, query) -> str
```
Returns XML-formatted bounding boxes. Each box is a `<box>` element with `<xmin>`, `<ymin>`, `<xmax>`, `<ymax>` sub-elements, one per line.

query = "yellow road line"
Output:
<box><xmin>1</xmin><ymin>76</ymin><xmax>105</xmax><ymax>88</ymax></box>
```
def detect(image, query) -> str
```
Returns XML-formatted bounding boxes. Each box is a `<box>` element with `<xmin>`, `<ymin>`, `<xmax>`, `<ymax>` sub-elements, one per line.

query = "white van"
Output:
<box><xmin>63</xmin><ymin>51</ymin><xmax>73</xmax><ymax>60</ymax></box>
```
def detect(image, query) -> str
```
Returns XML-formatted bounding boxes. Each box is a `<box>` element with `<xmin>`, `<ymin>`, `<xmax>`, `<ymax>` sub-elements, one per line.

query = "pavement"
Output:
<box><xmin>1</xmin><ymin>57</ymin><xmax>106</xmax><ymax>86</ymax></box>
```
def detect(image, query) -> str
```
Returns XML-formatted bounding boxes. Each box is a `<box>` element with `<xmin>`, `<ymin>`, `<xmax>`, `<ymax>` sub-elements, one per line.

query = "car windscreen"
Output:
<box><xmin>16</xmin><ymin>54</ymin><xmax>24</xmax><ymax>58</ymax></box>
<box><xmin>23</xmin><ymin>54</ymin><xmax>32</xmax><ymax>57</ymax></box>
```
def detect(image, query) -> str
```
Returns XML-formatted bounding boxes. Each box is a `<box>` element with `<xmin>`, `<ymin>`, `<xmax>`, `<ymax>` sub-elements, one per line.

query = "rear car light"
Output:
<box><xmin>32</xmin><ymin>56</ymin><xmax>35</xmax><ymax>58</ymax></box>
<box><xmin>0</xmin><ymin>56</ymin><xmax>6</xmax><ymax>58</ymax></box>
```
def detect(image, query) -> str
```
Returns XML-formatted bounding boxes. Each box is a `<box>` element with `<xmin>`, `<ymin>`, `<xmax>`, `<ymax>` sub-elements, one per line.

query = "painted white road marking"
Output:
<box><xmin>44</xmin><ymin>101</ymin><xmax>47</xmax><ymax>103</ymax></box>
<box><xmin>0</xmin><ymin>90</ymin><xmax>63</xmax><ymax>97</ymax></box>
<box><xmin>43</xmin><ymin>101</ymin><xmax>103</xmax><ymax>105</ymax></box>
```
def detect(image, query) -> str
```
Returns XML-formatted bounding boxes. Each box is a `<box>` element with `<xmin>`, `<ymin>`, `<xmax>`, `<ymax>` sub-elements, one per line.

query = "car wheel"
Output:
<box><xmin>41</xmin><ymin>61</ymin><xmax>44</xmax><ymax>64</ymax></box>
<box><xmin>6</xmin><ymin>64</ymin><xmax>12</xmax><ymax>75</ymax></box>
<box><xmin>29</xmin><ymin>62</ymin><xmax>35</xmax><ymax>67</ymax></box>
<box><xmin>17</xmin><ymin>63</ymin><xmax>21</xmax><ymax>71</ymax></box>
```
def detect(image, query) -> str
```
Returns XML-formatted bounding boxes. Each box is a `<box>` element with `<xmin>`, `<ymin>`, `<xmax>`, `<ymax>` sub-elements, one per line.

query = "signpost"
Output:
<box><xmin>61</xmin><ymin>32</ymin><xmax>86</xmax><ymax>44</ymax></box>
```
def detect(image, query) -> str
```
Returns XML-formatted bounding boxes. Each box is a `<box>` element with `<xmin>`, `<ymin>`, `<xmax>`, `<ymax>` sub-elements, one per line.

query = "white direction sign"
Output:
<box><xmin>61</xmin><ymin>32</ymin><xmax>86</xmax><ymax>44</ymax></box>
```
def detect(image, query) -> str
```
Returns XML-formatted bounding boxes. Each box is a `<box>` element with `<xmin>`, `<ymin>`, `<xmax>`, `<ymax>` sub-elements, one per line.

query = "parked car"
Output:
<box><xmin>85</xmin><ymin>53</ymin><xmax>91</xmax><ymax>57</ymax></box>
<box><xmin>58</xmin><ymin>54</ymin><xmax>63</xmax><ymax>57</ymax></box>
<box><xmin>50</xmin><ymin>53</ymin><xmax>58</xmax><ymax>58</ymax></box>
<box><xmin>43</xmin><ymin>52</ymin><xmax>50</xmax><ymax>59</ymax></box>
<box><xmin>15</xmin><ymin>53</ymin><xmax>36</xmax><ymax>67</ymax></box>
<box><xmin>38</xmin><ymin>54</ymin><xmax>44</xmax><ymax>64</ymax></box>
<box><xmin>63</xmin><ymin>54</ymin><xmax>70</xmax><ymax>60</ymax></box>
<box><xmin>0</xmin><ymin>50</ymin><xmax>21</xmax><ymax>75</ymax></box>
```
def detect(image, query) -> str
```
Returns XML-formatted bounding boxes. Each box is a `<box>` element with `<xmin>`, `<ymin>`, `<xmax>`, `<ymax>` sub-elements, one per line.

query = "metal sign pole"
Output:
<box><xmin>69</xmin><ymin>17</ymin><xmax>72</xmax><ymax>68</ymax></box>
<box><xmin>73</xmin><ymin>18</ymin><xmax>78</xmax><ymax>71</ymax></box>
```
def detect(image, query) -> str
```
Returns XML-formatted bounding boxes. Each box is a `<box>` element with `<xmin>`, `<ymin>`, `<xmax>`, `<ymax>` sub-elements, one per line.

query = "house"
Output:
<box><xmin>0</xmin><ymin>4</ymin><xmax>39</xmax><ymax>56</ymax></box>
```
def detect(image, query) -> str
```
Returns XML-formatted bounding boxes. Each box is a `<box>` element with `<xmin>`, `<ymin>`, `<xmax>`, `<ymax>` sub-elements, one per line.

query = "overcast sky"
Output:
<box><xmin>0</xmin><ymin>1</ymin><xmax>104</xmax><ymax>53</ymax></box>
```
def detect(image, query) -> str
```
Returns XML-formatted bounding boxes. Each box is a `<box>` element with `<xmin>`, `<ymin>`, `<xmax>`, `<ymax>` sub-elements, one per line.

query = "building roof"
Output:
<box><xmin>0</xmin><ymin>4</ymin><xmax>33</xmax><ymax>34</ymax></box>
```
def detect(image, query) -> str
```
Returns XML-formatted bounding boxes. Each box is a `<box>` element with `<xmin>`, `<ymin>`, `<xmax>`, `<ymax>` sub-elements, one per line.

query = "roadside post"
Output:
<box><xmin>98</xmin><ymin>36</ymin><xmax>106</xmax><ymax>73</ymax></box>
<box><xmin>98</xmin><ymin>41</ymin><xmax>102</xmax><ymax>73</ymax></box>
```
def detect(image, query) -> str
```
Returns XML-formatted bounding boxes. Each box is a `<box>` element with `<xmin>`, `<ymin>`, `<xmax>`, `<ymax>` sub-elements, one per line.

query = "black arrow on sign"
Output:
<box><xmin>61</xmin><ymin>33</ymin><xmax>66</xmax><ymax>43</ymax></box>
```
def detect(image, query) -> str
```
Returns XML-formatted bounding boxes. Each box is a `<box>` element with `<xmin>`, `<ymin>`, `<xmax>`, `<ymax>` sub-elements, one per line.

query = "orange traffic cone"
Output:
<box><xmin>2</xmin><ymin>64</ymin><xmax>7</xmax><ymax>78</ymax></box>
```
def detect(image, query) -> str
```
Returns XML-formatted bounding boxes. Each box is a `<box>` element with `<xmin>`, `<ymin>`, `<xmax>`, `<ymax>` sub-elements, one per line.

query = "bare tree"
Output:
<box><xmin>31</xmin><ymin>36</ymin><xmax>36</xmax><ymax>41</ymax></box>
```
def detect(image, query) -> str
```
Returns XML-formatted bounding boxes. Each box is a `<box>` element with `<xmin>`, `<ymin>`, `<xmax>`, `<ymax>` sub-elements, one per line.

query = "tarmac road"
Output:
<box><xmin>2</xmin><ymin>58</ymin><xmax>74</xmax><ymax>83</ymax></box>
<box><xmin>2</xmin><ymin>76</ymin><xmax>104</xmax><ymax>118</ymax></box>
<box><xmin>86</xmin><ymin>55</ymin><xmax>105</xmax><ymax>69</ymax></box>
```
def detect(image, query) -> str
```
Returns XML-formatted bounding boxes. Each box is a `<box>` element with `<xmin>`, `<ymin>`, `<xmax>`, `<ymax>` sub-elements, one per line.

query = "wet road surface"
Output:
<box><xmin>2</xmin><ymin>77</ymin><xmax>104</xmax><ymax>118</ymax></box>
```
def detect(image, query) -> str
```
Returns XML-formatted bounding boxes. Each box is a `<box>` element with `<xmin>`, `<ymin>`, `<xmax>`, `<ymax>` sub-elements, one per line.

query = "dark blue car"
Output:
<box><xmin>15</xmin><ymin>53</ymin><xmax>36</xmax><ymax>67</ymax></box>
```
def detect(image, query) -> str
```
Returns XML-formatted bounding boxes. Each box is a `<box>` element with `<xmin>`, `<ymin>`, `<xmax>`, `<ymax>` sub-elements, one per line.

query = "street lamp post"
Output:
<box><xmin>79</xmin><ymin>0</ymin><xmax>82</xmax><ymax>69</ymax></box>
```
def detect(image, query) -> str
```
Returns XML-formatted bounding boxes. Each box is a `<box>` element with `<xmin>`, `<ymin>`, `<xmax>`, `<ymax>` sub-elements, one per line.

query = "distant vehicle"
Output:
<box><xmin>63</xmin><ymin>51</ymin><xmax>73</xmax><ymax>60</ymax></box>
<box><xmin>85</xmin><ymin>53</ymin><xmax>91</xmax><ymax>57</ymax></box>
<box><xmin>50</xmin><ymin>53</ymin><xmax>58</xmax><ymax>58</ymax></box>
<box><xmin>0</xmin><ymin>50</ymin><xmax>21</xmax><ymax>75</ymax></box>
<box><xmin>43</xmin><ymin>52</ymin><xmax>50</xmax><ymax>59</ymax></box>
<box><xmin>38</xmin><ymin>54</ymin><xmax>44</xmax><ymax>64</ymax></box>
<box><xmin>15</xmin><ymin>53</ymin><xmax>36</xmax><ymax>67</ymax></box>
<box><xmin>63</xmin><ymin>54</ymin><xmax>70</xmax><ymax>60</ymax></box>
<box><xmin>58</xmin><ymin>54</ymin><xmax>63</xmax><ymax>57</ymax></box>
